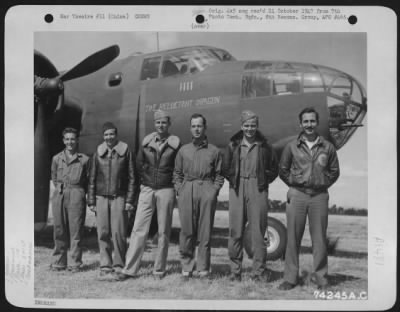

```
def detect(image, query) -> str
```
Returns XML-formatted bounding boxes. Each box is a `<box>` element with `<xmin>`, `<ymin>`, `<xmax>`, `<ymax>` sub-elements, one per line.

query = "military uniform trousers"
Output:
<box><xmin>52</xmin><ymin>186</ymin><xmax>86</xmax><ymax>268</ymax></box>
<box><xmin>284</xmin><ymin>187</ymin><xmax>329</xmax><ymax>285</ymax></box>
<box><xmin>178</xmin><ymin>180</ymin><xmax>218</xmax><ymax>273</ymax></box>
<box><xmin>123</xmin><ymin>185</ymin><xmax>175</xmax><ymax>276</ymax></box>
<box><xmin>96</xmin><ymin>195</ymin><xmax>128</xmax><ymax>270</ymax></box>
<box><xmin>228</xmin><ymin>177</ymin><xmax>269</xmax><ymax>275</ymax></box>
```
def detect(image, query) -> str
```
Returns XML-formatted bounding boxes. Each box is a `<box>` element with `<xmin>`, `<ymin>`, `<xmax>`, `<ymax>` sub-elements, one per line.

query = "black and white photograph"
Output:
<box><xmin>4</xmin><ymin>5</ymin><xmax>397</xmax><ymax>310</ymax></box>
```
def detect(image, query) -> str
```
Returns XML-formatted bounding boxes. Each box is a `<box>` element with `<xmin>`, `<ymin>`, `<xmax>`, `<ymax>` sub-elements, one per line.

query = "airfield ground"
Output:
<box><xmin>34</xmin><ymin>210</ymin><xmax>367</xmax><ymax>300</ymax></box>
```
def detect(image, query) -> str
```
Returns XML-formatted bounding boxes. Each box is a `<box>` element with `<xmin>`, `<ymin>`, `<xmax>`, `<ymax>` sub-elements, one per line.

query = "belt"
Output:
<box><xmin>58</xmin><ymin>183</ymin><xmax>84</xmax><ymax>194</ymax></box>
<box><xmin>101</xmin><ymin>195</ymin><xmax>121</xmax><ymax>199</ymax></box>
<box><xmin>294</xmin><ymin>186</ymin><xmax>327</xmax><ymax>196</ymax></box>
<box><xmin>64</xmin><ymin>184</ymin><xmax>83</xmax><ymax>188</ymax></box>
<box><xmin>184</xmin><ymin>176</ymin><xmax>213</xmax><ymax>182</ymax></box>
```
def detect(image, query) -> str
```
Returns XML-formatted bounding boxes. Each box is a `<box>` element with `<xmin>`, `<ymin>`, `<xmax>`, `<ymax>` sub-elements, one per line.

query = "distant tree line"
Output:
<box><xmin>217</xmin><ymin>200</ymin><xmax>367</xmax><ymax>216</ymax></box>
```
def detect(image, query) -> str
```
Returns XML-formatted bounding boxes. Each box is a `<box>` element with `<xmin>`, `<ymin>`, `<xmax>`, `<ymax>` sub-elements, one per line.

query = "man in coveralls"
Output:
<box><xmin>224</xmin><ymin>111</ymin><xmax>278</xmax><ymax>281</ymax></box>
<box><xmin>50</xmin><ymin>127</ymin><xmax>89</xmax><ymax>272</ymax></box>
<box><xmin>88</xmin><ymin>122</ymin><xmax>137</xmax><ymax>280</ymax></box>
<box><xmin>278</xmin><ymin>107</ymin><xmax>340</xmax><ymax>290</ymax></box>
<box><xmin>173</xmin><ymin>113</ymin><xmax>224</xmax><ymax>280</ymax></box>
<box><xmin>114</xmin><ymin>110</ymin><xmax>181</xmax><ymax>280</ymax></box>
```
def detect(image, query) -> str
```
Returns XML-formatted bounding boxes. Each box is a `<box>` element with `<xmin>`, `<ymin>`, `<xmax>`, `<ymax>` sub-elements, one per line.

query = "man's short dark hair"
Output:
<box><xmin>102</xmin><ymin>122</ymin><xmax>118</xmax><ymax>134</ymax></box>
<box><xmin>190</xmin><ymin>113</ymin><xmax>207</xmax><ymax>127</ymax></box>
<box><xmin>298</xmin><ymin>107</ymin><xmax>319</xmax><ymax>123</ymax></box>
<box><xmin>62</xmin><ymin>127</ymin><xmax>79</xmax><ymax>138</ymax></box>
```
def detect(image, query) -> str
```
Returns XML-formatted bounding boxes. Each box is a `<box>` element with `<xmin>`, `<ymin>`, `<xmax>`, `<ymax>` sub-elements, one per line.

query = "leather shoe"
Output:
<box><xmin>278</xmin><ymin>281</ymin><xmax>297</xmax><ymax>290</ymax></box>
<box><xmin>198</xmin><ymin>271</ymin><xmax>211</xmax><ymax>279</ymax></box>
<box><xmin>113</xmin><ymin>272</ymin><xmax>132</xmax><ymax>281</ymax></box>
<box><xmin>229</xmin><ymin>273</ymin><xmax>242</xmax><ymax>282</ymax></box>
<box><xmin>67</xmin><ymin>265</ymin><xmax>83</xmax><ymax>273</ymax></box>
<box><xmin>317</xmin><ymin>284</ymin><xmax>329</xmax><ymax>290</ymax></box>
<box><xmin>310</xmin><ymin>273</ymin><xmax>329</xmax><ymax>289</ymax></box>
<box><xmin>153</xmin><ymin>271</ymin><xmax>166</xmax><ymax>279</ymax></box>
<box><xmin>181</xmin><ymin>272</ymin><xmax>193</xmax><ymax>281</ymax></box>
<box><xmin>97</xmin><ymin>269</ymin><xmax>114</xmax><ymax>281</ymax></box>
<box><xmin>49</xmin><ymin>264</ymin><xmax>66</xmax><ymax>272</ymax></box>
<box><xmin>250</xmin><ymin>270</ymin><xmax>272</xmax><ymax>282</ymax></box>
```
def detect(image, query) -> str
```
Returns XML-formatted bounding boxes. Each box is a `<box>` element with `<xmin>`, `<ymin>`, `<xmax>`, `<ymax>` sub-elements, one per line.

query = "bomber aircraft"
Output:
<box><xmin>34</xmin><ymin>44</ymin><xmax>367</xmax><ymax>260</ymax></box>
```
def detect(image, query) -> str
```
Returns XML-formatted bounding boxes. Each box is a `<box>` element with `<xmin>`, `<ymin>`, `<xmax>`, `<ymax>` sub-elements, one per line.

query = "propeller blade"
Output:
<box><xmin>59</xmin><ymin>45</ymin><xmax>120</xmax><ymax>82</ymax></box>
<box><xmin>34</xmin><ymin>100</ymin><xmax>51</xmax><ymax>231</ymax></box>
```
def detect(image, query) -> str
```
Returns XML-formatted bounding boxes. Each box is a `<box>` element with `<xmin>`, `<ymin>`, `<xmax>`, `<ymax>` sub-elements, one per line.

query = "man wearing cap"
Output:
<box><xmin>50</xmin><ymin>127</ymin><xmax>89</xmax><ymax>272</ymax></box>
<box><xmin>278</xmin><ymin>107</ymin><xmax>339</xmax><ymax>290</ymax></box>
<box><xmin>174</xmin><ymin>113</ymin><xmax>224</xmax><ymax>280</ymax></box>
<box><xmin>88</xmin><ymin>122</ymin><xmax>137</xmax><ymax>279</ymax></box>
<box><xmin>114</xmin><ymin>110</ymin><xmax>181</xmax><ymax>280</ymax></box>
<box><xmin>223</xmin><ymin>110</ymin><xmax>278</xmax><ymax>281</ymax></box>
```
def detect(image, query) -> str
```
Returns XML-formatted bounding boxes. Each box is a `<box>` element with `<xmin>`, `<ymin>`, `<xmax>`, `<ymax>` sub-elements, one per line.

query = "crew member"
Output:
<box><xmin>174</xmin><ymin>113</ymin><xmax>224</xmax><ymax>280</ymax></box>
<box><xmin>114</xmin><ymin>110</ymin><xmax>181</xmax><ymax>280</ymax></box>
<box><xmin>278</xmin><ymin>107</ymin><xmax>340</xmax><ymax>290</ymax></box>
<box><xmin>50</xmin><ymin>127</ymin><xmax>89</xmax><ymax>272</ymax></box>
<box><xmin>88</xmin><ymin>122</ymin><xmax>137</xmax><ymax>280</ymax></box>
<box><xmin>224</xmin><ymin>111</ymin><xmax>278</xmax><ymax>281</ymax></box>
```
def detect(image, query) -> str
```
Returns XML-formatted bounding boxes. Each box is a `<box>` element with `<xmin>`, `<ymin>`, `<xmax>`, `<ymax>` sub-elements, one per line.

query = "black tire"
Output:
<box><xmin>244</xmin><ymin>217</ymin><xmax>287</xmax><ymax>261</ymax></box>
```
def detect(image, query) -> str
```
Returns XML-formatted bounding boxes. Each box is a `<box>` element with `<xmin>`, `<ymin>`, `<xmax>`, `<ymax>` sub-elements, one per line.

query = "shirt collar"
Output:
<box><xmin>241</xmin><ymin>138</ymin><xmax>258</xmax><ymax>148</ymax></box>
<box><xmin>155</xmin><ymin>134</ymin><xmax>168</xmax><ymax>143</ymax></box>
<box><xmin>297</xmin><ymin>132</ymin><xmax>323</xmax><ymax>147</ymax></box>
<box><xmin>98</xmin><ymin>141</ymin><xmax>128</xmax><ymax>157</ymax></box>
<box><xmin>61</xmin><ymin>150</ymin><xmax>79</xmax><ymax>164</ymax></box>
<box><xmin>192</xmin><ymin>136</ymin><xmax>208</xmax><ymax>148</ymax></box>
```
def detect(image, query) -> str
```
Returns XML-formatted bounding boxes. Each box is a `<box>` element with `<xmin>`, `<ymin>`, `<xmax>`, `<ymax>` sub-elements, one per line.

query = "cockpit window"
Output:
<box><xmin>242</xmin><ymin>70</ymin><xmax>302</xmax><ymax>98</ymax></box>
<box><xmin>242</xmin><ymin>72</ymin><xmax>273</xmax><ymax>98</ymax></box>
<box><xmin>159</xmin><ymin>48</ymin><xmax>233</xmax><ymax>78</ymax></box>
<box><xmin>140</xmin><ymin>56</ymin><xmax>161</xmax><ymax>80</ymax></box>
<box><xmin>244</xmin><ymin>62</ymin><xmax>273</xmax><ymax>71</ymax></box>
<box><xmin>272</xmin><ymin>72</ymin><xmax>301</xmax><ymax>95</ymax></box>
<box><xmin>209</xmin><ymin>48</ymin><xmax>234</xmax><ymax>61</ymax></box>
<box><xmin>240</xmin><ymin>61</ymin><xmax>367</xmax><ymax>149</ymax></box>
<box><xmin>303</xmin><ymin>72</ymin><xmax>325</xmax><ymax>93</ymax></box>
<box><xmin>325</xmin><ymin>74</ymin><xmax>366</xmax><ymax>149</ymax></box>
<box><xmin>329</xmin><ymin>76</ymin><xmax>352</xmax><ymax>97</ymax></box>
<box><xmin>161</xmin><ymin>57</ymin><xmax>185</xmax><ymax>77</ymax></box>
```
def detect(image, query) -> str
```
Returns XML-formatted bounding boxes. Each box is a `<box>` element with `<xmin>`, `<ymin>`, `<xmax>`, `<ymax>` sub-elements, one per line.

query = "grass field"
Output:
<box><xmin>34</xmin><ymin>211</ymin><xmax>367</xmax><ymax>300</ymax></box>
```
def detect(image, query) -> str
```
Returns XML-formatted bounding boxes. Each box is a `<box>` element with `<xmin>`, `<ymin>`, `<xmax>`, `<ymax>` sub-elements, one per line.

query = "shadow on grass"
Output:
<box><xmin>36</xmin><ymin>226</ymin><xmax>367</xmax><ymax>260</ymax></box>
<box><xmin>300</xmin><ymin>246</ymin><xmax>367</xmax><ymax>259</ymax></box>
<box><xmin>299</xmin><ymin>270</ymin><xmax>361</xmax><ymax>287</ymax></box>
<box><xmin>35</xmin><ymin>225</ymin><xmax>100</xmax><ymax>252</ymax></box>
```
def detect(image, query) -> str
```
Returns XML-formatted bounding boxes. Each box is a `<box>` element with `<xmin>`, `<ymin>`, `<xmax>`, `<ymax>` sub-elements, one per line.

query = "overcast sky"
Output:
<box><xmin>35</xmin><ymin>32</ymin><xmax>368</xmax><ymax>208</ymax></box>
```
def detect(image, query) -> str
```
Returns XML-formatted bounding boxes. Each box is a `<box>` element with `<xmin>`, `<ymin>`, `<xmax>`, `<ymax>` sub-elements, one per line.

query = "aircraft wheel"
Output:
<box><xmin>244</xmin><ymin>217</ymin><xmax>287</xmax><ymax>261</ymax></box>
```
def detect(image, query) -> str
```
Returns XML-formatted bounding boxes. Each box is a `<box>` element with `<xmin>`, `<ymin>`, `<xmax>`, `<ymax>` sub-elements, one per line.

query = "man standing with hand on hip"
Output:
<box><xmin>224</xmin><ymin>111</ymin><xmax>278</xmax><ymax>282</ymax></box>
<box><xmin>88</xmin><ymin>122</ymin><xmax>137</xmax><ymax>280</ymax></box>
<box><xmin>278</xmin><ymin>107</ymin><xmax>340</xmax><ymax>291</ymax></box>
<box><xmin>114</xmin><ymin>110</ymin><xmax>181</xmax><ymax>281</ymax></box>
<box><xmin>174</xmin><ymin>113</ymin><xmax>224</xmax><ymax>280</ymax></box>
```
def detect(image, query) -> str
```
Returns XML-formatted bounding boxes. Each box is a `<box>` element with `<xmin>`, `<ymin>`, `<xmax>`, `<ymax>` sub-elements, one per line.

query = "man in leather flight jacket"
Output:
<box><xmin>278</xmin><ymin>107</ymin><xmax>340</xmax><ymax>291</ymax></box>
<box><xmin>88</xmin><ymin>122</ymin><xmax>136</xmax><ymax>279</ymax></box>
<box><xmin>114</xmin><ymin>110</ymin><xmax>181</xmax><ymax>281</ymax></box>
<box><xmin>224</xmin><ymin>110</ymin><xmax>278</xmax><ymax>282</ymax></box>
